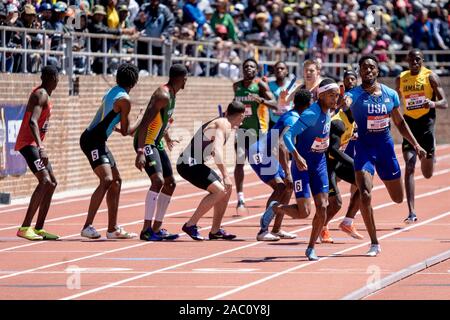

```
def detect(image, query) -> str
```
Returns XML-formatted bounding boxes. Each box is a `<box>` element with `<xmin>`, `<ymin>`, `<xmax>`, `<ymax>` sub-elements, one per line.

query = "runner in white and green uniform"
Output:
<box><xmin>233</xmin><ymin>58</ymin><xmax>278</xmax><ymax>214</ymax></box>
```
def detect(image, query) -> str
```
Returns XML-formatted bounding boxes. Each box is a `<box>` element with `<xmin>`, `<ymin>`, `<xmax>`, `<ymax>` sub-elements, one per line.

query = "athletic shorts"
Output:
<box><xmin>80</xmin><ymin>129</ymin><xmax>116</xmax><ymax>170</ymax></box>
<box><xmin>176</xmin><ymin>162</ymin><xmax>221</xmax><ymax>191</ymax></box>
<box><xmin>327</xmin><ymin>159</ymin><xmax>355</xmax><ymax>197</ymax></box>
<box><xmin>402</xmin><ymin>116</ymin><xmax>435</xmax><ymax>159</ymax></box>
<box><xmin>248</xmin><ymin>140</ymin><xmax>286</xmax><ymax>183</ymax></box>
<box><xmin>291</xmin><ymin>156</ymin><xmax>328</xmax><ymax>199</ymax></box>
<box><xmin>235</xmin><ymin>128</ymin><xmax>259</xmax><ymax>164</ymax></box>
<box><xmin>354</xmin><ymin>137</ymin><xmax>400</xmax><ymax>181</ymax></box>
<box><xmin>19</xmin><ymin>145</ymin><xmax>53</xmax><ymax>174</ymax></box>
<box><xmin>136</xmin><ymin>144</ymin><xmax>173</xmax><ymax>178</ymax></box>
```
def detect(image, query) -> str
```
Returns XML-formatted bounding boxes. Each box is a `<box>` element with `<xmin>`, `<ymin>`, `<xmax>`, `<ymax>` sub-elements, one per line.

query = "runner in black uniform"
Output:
<box><xmin>178</xmin><ymin>101</ymin><xmax>246</xmax><ymax>241</ymax></box>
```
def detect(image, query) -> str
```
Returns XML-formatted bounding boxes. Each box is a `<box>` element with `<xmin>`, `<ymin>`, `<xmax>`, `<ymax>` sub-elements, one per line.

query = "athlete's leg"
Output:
<box><xmin>83</xmin><ymin>164</ymin><xmax>113</xmax><ymax>229</ymax></box>
<box><xmin>356</xmin><ymin>170</ymin><xmax>378</xmax><ymax>245</ymax></box>
<box><xmin>34</xmin><ymin>166</ymin><xmax>57</xmax><ymax>230</ymax></box>
<box><xmin>308</xmin><ymin>192</ymin><xmax>329</xmax><ymax>249</ymax></box>
<box><xmin>143</xmin><ymin>172</ymin><xmax>164</xmax><ymax>232</ymax></box>
<box><xmin>22</xmin><ymin>169</ymin><xmax>54</xmax><ymax>228</ymax></box>
<box><xmin>153</xmin><ymin>175</ymin><xmax>176</xmax><ymax>233</ymax></box>
<box><xmin>345</xmin><ymin>185</ymin><xmax>360</xmax><ymax>219</ymax></box>
<box><xmin>403</xmin><ymin>149</ymin><xmax>417</xmax><ymax>215</ymax></box>
<box><xmin>265</xmin><ymin>178</ymin><xmax>286</xmax><ymax>233</ymax></box>
<box><xmin>211</xmin><ymin>182</ymin><xmax>232</xmax><ymax>234</ymax></box>
<box><xmin>186</xmin><ymin>181</ymin><xmax>227</xmax><ymax>227</ymax></box>
<box><xmin>106</xmin><ymin>165</ymin><xmax>122</xmax><ymax>233</ymax></box>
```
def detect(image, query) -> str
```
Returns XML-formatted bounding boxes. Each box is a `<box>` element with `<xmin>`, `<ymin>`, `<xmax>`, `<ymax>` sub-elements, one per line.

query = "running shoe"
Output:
<box><xmin>256</xmin><ymin>230</ymin><xmax>280</xmax><ymax>241</ymax></box>
<box><xmin>209</xmin><ymin>228</ymin><xmax>236</xmax><ymax>240</ymax></box>
<box><xmin>235</xmin><ymin>200</ymin><xmax>248</xmax><ymax>216</ymax></box>
<box><xmin>319</xmin><ymin>227</ymin><xmax>334</xmax><ymax>243</ymax></box>
<box><xmin>155</xmin><ymin>228</ymin><xmax>179</xmax><ymax>240</ymax></box>
<box><xmin>34</xmin><ymin>228</ymin><xmax>60</xmax><ymax>240</ymax></box>
<box><xmin>404</xmin><ymin>212</ymin><xmax>418</xmax><ymax>224</ymax></box>
<box><xmin>106</xmin><ymin>226</ymin><xmax>137</xmax><ymax>239</ymax></box>
<box><xmin>366</xmin><ymin>244</ymin><xmax>381</xmax><ymax>257</ymax></box>
<box><xmin>260</xmin><ymin>201</ymin><xmax>278</xmax><ymax>232</ymax></box>
<box><xmin>339</xmin><ymin>221</ymin><xmax>364</xmax><ymax>240</ymax></box>
<box><xmin>272</xmin><ymin>230</ymin><xmax>297</xmax><ymax>239</ymax></box>
<box><xmin>305</xmin><ymin>247</ymin><xmax>319</xmax><ymax>261</ymax></box>
<box><xmin>140</xmin><ymin>228</ymin><xmax>163</xmax><ymax>241</ymax></box>
<box><xmin>17</xmin><ymin>227</ymin><xmax>43</xmax><ymax>241</ymax></box>
<box><xmin>182</xmin><ymin>223</ymin><xmax>204</xmax><ymax>241</ymax></box>
<box><xmin>81</xmin><ymin>225</ymin><xmax>101</xmax><ymax>239</ymax></box>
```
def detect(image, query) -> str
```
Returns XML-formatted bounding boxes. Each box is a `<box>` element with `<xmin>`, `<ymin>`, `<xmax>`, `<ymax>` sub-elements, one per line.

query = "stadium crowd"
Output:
<box><xmin>0</xmin><ymin>0</ymin><xmax>449</xmax><ymax>76</ymax></box>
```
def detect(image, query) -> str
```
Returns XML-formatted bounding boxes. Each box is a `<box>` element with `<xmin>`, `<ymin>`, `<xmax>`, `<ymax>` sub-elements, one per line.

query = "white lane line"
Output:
<box><xmin>343</xmin><ymin>249</ymin><xmax>450</xmax><ymax>300</ymax></box>
<box><xmin>207</xmin><ymin>210</ymin><xmax>450</xmax><ymax>300</ymax></box>
<box><xmin>59</xmin><ymin>186</ymin><xmax>450</xmax><ymax>300</ymax></box>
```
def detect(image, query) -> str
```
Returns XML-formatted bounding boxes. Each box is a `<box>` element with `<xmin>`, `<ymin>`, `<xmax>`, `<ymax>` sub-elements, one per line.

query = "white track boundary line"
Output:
<box><xmin>342</xmin><ymin>249</ymin><xmax>450</xmax><ymax>300</ymax></box>
<box><xmin>60</xmin><ymin>186</ymin><xmax>450</xmax><ymax>300</ymax></box>
<box><xmin>207</xmin><ymin>210</ymin><xmax>450</xmax><ymax>300</ymax></box>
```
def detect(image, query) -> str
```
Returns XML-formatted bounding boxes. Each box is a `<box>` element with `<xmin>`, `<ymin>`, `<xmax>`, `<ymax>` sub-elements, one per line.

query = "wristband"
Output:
<box><xmin>38</xmin><ymin>146</ymin><xmax>45</xmax><ymax>151</ymax></box>
<box><xmin>137</xmin><ymin>148</ymin><xmax>144</xmax><ymax>154</ymax></box>
<box><xmin>429</xmin><ymin>101</ymin><xmax>436</xmax><ymax>108</ymax></box>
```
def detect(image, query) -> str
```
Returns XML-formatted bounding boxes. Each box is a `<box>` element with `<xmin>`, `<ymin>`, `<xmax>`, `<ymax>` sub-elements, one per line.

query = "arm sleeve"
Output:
<box><xmin>329</xmin><ymin>121</ymin><xmax>354</xmax><ymax>167</ymax></box>
<box><xmin>283</xmin><ymin>110</ymin><xmax>317</xmax><ymax>153</ymax></box>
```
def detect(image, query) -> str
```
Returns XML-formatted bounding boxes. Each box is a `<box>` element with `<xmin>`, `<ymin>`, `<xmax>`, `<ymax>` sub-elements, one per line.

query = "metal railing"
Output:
<box><xmin>1</xmin><ymin>26</ymin><xmax>450</xmax><ymax>94</ymax></box>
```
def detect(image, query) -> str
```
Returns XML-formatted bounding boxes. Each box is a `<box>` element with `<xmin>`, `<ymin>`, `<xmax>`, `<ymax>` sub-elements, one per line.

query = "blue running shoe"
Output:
<box><xmin>182</xmin><ymin>223</ymin><xmax>204</xmax><ymax>241</ymax></box>
<box><xmin>155</xmin><ymin>228</ymin><xmax>179</xmax><ymax>240</ymax></box>
<box><xmin>404</xmin><ymin>212</ymin><xmax>418</xmax><ymax>224</ymax></box>
<box><xmin>209</xmin><ymin>228</ymin><xmax>236</xmax><ymax>240</ymax></box>
<box><xmin>305</xmin><ymin>247</ymin><xmax>319</xmax><ymax>261</ymax></box>
<box><xmin>260</xmin><ymin>201</ymin><xmax>279</xmax><ymax>232</ymax></box>
<box><xmin>140</xmin><ymin>228</ymin><xmax>163</xmax><ymax>241</ymax></box>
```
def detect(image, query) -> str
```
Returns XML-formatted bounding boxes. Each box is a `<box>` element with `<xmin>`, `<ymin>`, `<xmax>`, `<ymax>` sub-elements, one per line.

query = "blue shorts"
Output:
<box><xmin>249</xmin><ymin>140</ymin><xmax>285</xmax><ymax>183</ymax></box>
<box><xmin>354</xmin><ymin>137</ymin><xmax>401</xmax><ymax>181</ymax></box>
<box><xmin>291</xmin><ymin>155</ymin><xmax>328</xmax><ymax>199</ymax></box>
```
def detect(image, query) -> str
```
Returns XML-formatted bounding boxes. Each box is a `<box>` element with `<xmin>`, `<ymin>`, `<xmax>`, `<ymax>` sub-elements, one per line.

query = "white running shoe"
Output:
<box><xmin>366</xmin><ymin>244</ymin><xmax>381</xmax><ymax>257</ymax></box>
<box><xmin>272</xmin><ymin>230</ymin><xmax>297</xmax><ymax>239</ymax></box>
<box><xmin>81</xmin><ymin>225</ymin><xmax>101</xmax><ymax>239</ymax></box>
<box><xmin>106</xmin><ymin>226</ymin><xmax>137</xmax><ymax>239</ymax></box>
<box><xmin>256</xmin><ymin>230</ymin><xmax>280</xmax><ymax>241</ymax></box>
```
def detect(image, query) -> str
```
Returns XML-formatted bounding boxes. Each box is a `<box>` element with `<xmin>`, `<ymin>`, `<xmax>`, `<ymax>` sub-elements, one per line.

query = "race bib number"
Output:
<box><xmin>244</xmin><ymin>105</ymin><xmax>253</xmax><ymax>117</ymax></box>
<box><xmin>367</xmin><ymin>115</ymin><xmax>390</xmax><ymax>132</ymax></box>
<box><xmin>294</xmin><ymin>180</ymin><xmax>303</xmax><ymax>193</ymax></box>
<box><xmin>144</xmin><ymin>145</ymin><xmax>153</xmax><ymax>156</ymax></box>
<box><xmin>91</xmin><ymin>149</ymin><xmax>99</xmax><ymax>161</ymax></box>
<box><xmin>252</xmin><ymin>153</ymin><xmax>263</xmax><ymax>165</ymax></box>
<box><xmin>405</xmin><ymin>93</ymin><xmax>426</xmax><ymax>111</ymax></box>
<box><xmin>310</xmin><ymin>137</ymin><xmax>329</xmax><ymax>153</ymax></box>
<box><xmin>33</xmin><ymin>159</ymin><xmax>45</xmax><ymax>171</ymax></box>
<box><xmin>188</xmin><ymin>157</ymin><xmax>197</xmax><ymax>166</ymax></box>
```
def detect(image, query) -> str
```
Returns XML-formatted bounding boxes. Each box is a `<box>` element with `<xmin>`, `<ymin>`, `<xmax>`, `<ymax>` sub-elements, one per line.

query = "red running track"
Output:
<box><xmin>0</xmin><ymin>145</ymin><xmax>449</xmax><ymax>300</ymax></box>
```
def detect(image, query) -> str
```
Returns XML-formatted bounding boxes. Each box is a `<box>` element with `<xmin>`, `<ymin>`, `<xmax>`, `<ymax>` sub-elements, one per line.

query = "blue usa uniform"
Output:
<box><xmin>249</xmin><ymin>110</ymin><xmax>300</xmax><ymax>183</ymax></box>
<box><xmin>284</xmin><ymin>103</ymin><xmax>331</xmax><ymax>198</ymax></box>
<box><xmin>347</xmin><ymin>84</ymin><xmax>401</xmax><ymax>180</ymax></box>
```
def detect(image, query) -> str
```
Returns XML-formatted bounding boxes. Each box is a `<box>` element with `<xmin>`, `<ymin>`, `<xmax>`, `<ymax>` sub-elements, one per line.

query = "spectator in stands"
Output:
<box><xmin>245</xmin><ymin>11</ymin><xmax>269</xmax><ymax>46</ymax></box>
<box><xmin>408</xmin><ymin>8</ymin><xmax>434</xmax><ymax>50</ymax></box>
<box><xmin>105</xmin><ymin>0</ymin><xmax>119</xmax><ymax>29</ymax></box>
<box><xmin>266</xmin><ymin>13</ymin><xmax>282</xmax><ymax>48</ymax></box>
<box><xmin>210</xmin><ymin>0</ymin><xmax>238</xmax><ymax>42</ymax></box>
<box><xmin>134</xmin><ymin>0</ymin><xmax>174</xmax><ymax>74</ymax></box>
<box><xmin>183</xmin><ymin>0</ymin><xmax>206</xmax><ymax>39</ymax></box>
<box><xmin>38</xmin><ymin>2</ymin><xmax>53</xmax><ymax>30</ymax></box>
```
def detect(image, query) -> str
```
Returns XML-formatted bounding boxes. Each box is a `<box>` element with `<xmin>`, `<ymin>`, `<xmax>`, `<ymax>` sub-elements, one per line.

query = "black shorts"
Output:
<box><xmin>19</xmin><ymin>145</ymin><xmax>53</xmax><ymax>174</ymax></box>
<box><xmin>402</xmin><ymin>115</ymin><xmax>435</xmax><ymax>159</ymax></box>
<box><xmin>138</xmin><ymin>144</ymin><xmax>173</xmax><ymax>178</ymax></box>
<box><xmin>235</xmin><ymin>128</ymin><xmax>259</xmax><ymax>164</ymax></box>
<box><xmin>176</xmin><ymin>162</ymin><xmax>221</xmax><ymax>191</ymax></box>
<box><xmin>80</xmin><ymin>130</ymin><xmax>116</xmax><ymax>170</ymax></box>
<box><xmin>328</xmin><ymin>159</ymin><xmax>355</xmax><ymax>197</ymax></box>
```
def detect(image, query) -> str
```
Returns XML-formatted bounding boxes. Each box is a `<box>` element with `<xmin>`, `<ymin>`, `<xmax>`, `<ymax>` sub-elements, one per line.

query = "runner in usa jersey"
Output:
<box><xmin>345</xmin><ymin>55</ymin><xmax>426</xmax><ymax>258</ymax></box>
<box><xmin>259</xmin><ymin>78</ymin><xmax>340</xmax><ymax>262</ymax></box>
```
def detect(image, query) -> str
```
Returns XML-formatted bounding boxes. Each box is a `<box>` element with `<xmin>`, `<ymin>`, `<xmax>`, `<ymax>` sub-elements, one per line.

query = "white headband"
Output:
<box><xmin>317</xmin><ymin>83</ymin><xmax>339</xmax><ymax>95</ymax></box>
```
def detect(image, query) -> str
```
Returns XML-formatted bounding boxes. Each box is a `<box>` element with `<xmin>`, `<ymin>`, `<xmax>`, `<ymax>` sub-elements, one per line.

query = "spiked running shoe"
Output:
<box><xmin>34</xmin><ymin>228</ymin><xmax>59</xmax><ymax>240</ymax></box>
<box><xmin>305</xmin><ymin>247</ymin><xmax>319</xmax><ymax>261</ymax></box>
<box><xmin>339</xmin><ymin>222</ymin><xmax>364</xmax><ymax>240</ymax></box>
<box><xmin>140</xmin><ymin>228</ymin><xmax>163</xmax><ymax>241</ymax></box>
<box><xmin>17</xmin><ymin>227</ymin><xmax>43</xmax><ymax>241</ymax></box>
<box><xmin>155</xmin><ymin>228</ymin><xmax>179</xmax><ymax>240</ymax></box>
<box><xmin>209</xmin><ymin>228</ymin><xmax>236</xmax><ymax>240</ymax></box>
<box><xmin>182</xmin><ymin>223</ymin><xmax>204</xmax><ymax>241</ymax></box>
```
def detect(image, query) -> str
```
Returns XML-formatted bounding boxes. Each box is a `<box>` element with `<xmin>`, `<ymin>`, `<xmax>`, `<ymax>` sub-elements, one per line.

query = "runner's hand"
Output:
<box><xmin>135</xmin><ymin>152</ymin><xmax>146</xmax><ymax>171</ymax></box>
<box><xmin>415</xmin><ymin>144</ymin><xmax>427</xmax><ymax>160</ymax></box>
<box><xmin>165</xmin><ymin>136</ymin><xmax>180</xmax><ymax>152</ymax></box>
<box><xmin>39</xmin><ymin>148</ymin><xmax>48</xmax><ymax>166</ymax></box>
<box><xmin>223</xmin><ymin>176</ymin><xmax>233</xmax><ymax>193</ymax></box>
<box><xmin>294</xmin><ymin>153</ymin><xmax>307</xmax><ymax>171</ymax></box>
<box><xmin>423</xmin><ymin>99</ymin><xmax>435</xmax><ymax>109</ymax></box>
